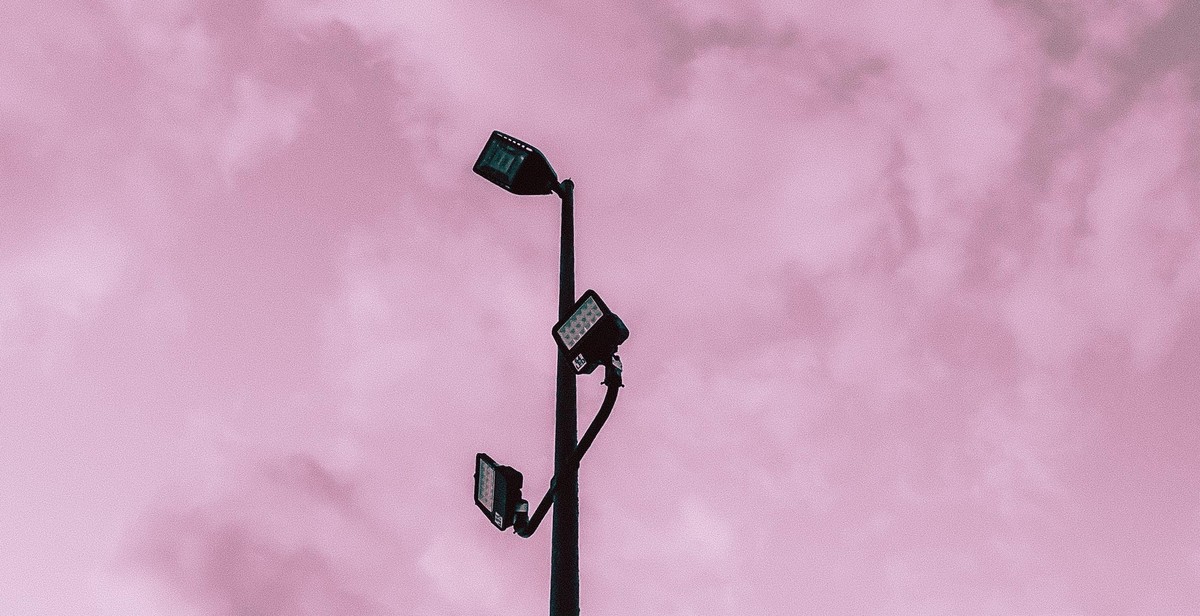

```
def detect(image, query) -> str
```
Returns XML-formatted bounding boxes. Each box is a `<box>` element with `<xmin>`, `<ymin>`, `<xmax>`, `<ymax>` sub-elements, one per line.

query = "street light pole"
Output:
<box><xmin>550</xmin><ymin>178</ymin><xmax>578</xmax><ymax>616</ymax></box>
<box><xmin>472</xmin><ymin>134</ymin><xmax>625</xmax><ymax>615</ymax></box>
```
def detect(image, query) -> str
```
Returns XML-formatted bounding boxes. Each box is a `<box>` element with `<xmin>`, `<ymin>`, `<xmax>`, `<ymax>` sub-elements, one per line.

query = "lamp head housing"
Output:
<box><xmin>474</xmin><ymin>453</ymin><xmax>525</xmax><ymax>530</ymax></box>
<box><xmin>553</xmin><ymin>290</ymin><xmax>629</xmax><ymax>374</ymax></box>
<box><xmin>473</xmin><ymin>131</ymin><xmax>559</xmax><ymax>195</ymax></box>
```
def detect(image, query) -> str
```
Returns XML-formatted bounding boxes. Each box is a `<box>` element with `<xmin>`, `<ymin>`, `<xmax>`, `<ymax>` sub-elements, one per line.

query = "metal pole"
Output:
<box><xmin>550</xmin><ymin>179</ymin><xmax>578</xmax><ymax>616</ymax></box>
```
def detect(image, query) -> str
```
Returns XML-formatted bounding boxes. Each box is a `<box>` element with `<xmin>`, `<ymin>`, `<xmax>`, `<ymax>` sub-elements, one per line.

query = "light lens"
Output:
<box><xmin>556</xmin><ymin>296</ymin><xmax>602</xmax><ymax>351</ymax></box>
<box><xmin>476</xmin><ymin>456</ymin><xmax>495</xmax><ymax>512</ymax></box>
<box><xmin>477</xmin><ymin>139</ymin><xmax>527</xmax><ymax>183</ymax></box>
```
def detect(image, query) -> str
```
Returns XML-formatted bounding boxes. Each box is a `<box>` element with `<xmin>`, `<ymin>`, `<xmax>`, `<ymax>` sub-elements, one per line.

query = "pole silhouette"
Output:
<box><xmin>550</xmin><ymin>178</ymin><xmax>578</xmax><ymax>616</ymax></box>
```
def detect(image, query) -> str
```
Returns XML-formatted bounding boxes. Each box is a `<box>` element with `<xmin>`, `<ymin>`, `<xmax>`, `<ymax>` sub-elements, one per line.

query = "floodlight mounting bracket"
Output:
<box><xmin>514</xmin><ymin>358</ymin><xmax>623</xmax><ymax>537</ymax></box>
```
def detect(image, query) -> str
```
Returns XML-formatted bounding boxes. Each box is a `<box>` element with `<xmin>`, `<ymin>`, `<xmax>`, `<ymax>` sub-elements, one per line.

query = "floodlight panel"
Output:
<box><xmin>553</xmin><ymin>290</ymin><xmax>629</xmax><ymax>375</ymax></box>
<box><xmin>476</xmin><ymin>456</ymin><xmax>496</xmax><ymax>513</ymax></box>
<box><xmin>555</xmin><ymin>295</ymin><xmax>603</xmax><ymax>351</ymax></box>
<box><xmin>473</xmin><ymin>131</ymin><xmax>557</xmax><ymax>195</ymax></box>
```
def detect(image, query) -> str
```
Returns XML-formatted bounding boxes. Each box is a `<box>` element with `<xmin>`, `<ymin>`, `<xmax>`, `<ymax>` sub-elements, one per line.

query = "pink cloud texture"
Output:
<box><xmin>2</xmin><ymin>0</ymin><xmax>1199</xmax><ymax>614</ymax></box>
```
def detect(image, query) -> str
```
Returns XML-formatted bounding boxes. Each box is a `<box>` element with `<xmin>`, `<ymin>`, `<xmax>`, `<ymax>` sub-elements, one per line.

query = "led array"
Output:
<box><xmin>556</xmin><ymin>296</ymin><xmax>602</xmax><ymax>351</ymax></box>
<box><xmin>476</xmin><ymin>456</ymin><xmax>496</xmax><ymax>512</ymax></box>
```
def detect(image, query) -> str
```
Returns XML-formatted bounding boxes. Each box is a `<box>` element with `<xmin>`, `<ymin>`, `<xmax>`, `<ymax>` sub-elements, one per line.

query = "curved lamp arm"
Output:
<box><xmin>515</xmin><ymin>358</ymin><xmax>623</xmax><ymax>537</ymax></box>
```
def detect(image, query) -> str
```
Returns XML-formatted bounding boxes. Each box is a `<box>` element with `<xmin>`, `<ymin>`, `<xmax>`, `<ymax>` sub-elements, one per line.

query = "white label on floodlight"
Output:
<box><xmin>557</xmin><ymin>296</ymin><xmax>602</xmax><ymax>350</ymax></box>
<box><xmin>477</xmin><ymin>459</ymin><xmax>495</xmax><ymax>511</ymax></box>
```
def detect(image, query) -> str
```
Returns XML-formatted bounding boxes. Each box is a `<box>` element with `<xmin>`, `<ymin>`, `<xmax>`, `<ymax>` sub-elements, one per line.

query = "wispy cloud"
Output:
<box><xmin>2</xmin><ymin>0</ymin><xmax>1199</xmax><ymax>614</ymax></box>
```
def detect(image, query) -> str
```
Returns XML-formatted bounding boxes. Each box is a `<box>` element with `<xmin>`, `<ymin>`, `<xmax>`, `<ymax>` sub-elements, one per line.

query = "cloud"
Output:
<box><xmin>0</xmin><ymin>219</ymin><xmax>130</xmax><ymax>370</ymax></box>
<box><xmin>5</xmin><ymin>0</ymin><xmax>1200</xmax><ymax>613</ymax></box>
<box><xmin>128</xmin><ymin>453</ymin><xmax>402</xmax><ymax>615</ymax></box>
<box><xmin>416</xmin><ymin>532</ymin><xmax>507</xmax><ymax>610</ymax></box>
<box><xmin>219</xmin><ymin>76</ymin><xmax>307</xmax><ymax>180</ymax></box>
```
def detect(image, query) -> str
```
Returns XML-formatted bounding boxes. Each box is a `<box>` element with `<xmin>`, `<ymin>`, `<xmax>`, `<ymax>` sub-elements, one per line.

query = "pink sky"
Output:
<box><xmin>2</xmin><ymin>0</ymin><xmax>1199</xmax><ymax>614</ymax></box>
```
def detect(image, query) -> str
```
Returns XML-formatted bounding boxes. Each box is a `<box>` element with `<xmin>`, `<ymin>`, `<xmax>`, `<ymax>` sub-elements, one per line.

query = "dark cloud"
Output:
<box><xmin>130</xmin><ymin>453</ymin><xmax>405</xmax><ymax>614</ymax></box>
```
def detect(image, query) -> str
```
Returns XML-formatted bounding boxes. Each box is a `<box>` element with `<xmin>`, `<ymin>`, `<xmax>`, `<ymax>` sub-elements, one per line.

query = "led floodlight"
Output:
<box><xmin>473</xmin><ymin>131</ymin><xmax>559</xmax><ymax>195</ymax></box>
<box><xmin>553</xmin><ymin>290</ymin><xmax>629</xmax><ymax>374</ymax></box>
<box><xmin>474</xmin><ymin>453</ymin><xmax>525</xmax><ymax>531</ymax></box>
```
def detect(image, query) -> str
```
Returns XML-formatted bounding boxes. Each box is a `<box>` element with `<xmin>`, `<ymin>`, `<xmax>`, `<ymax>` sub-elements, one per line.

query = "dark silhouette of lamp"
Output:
<box><xmin>473</xmin><ymin>131</ymin><xmax>559</xmax><ymax>196</ymax></box>
<box><xmin>552</xmin><ymin>290</ymin><xmax>629</xmax><ymax>374</ymax></box>
<box><xmin>474</xmin><ymin>453</ymin><xmax>525</xmax><ymax>531</ymax></box>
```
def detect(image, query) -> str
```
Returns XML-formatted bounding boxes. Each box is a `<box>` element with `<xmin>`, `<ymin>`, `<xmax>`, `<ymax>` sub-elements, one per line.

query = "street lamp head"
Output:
<box><xmin>473</xmin><ymin>131</ymin><xmax>559</xmax><ymax>195</ymax></box>
<box><xmin>474</xmin><ymin>453</ymin><xmax>526</xmax><ymax>531</ymax></box>
<box><xmin>553</xmin><ymin>290</ymin><xmax>629</xmax><ymax>374</ymax></box>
